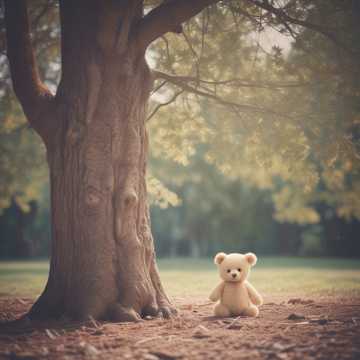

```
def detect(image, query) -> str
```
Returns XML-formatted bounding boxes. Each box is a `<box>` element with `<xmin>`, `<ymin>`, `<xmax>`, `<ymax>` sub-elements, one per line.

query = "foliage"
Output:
<box><xmin>147</xmin><ymin>174</ymin><xmax>181</xmax><ymax>208</ymax></box>
<box><xmin>148</xmin><ymin>1</ymin><xmax>360</xmax><ymax>223</ymax></box>
<box><xmin>0</xmin><ymin>94</ymin><xmax>47</xmax><ymax>212</ymax></box>
<box><xmin>0</xmin><ymin>0</ymin><xmax>59</xmax><ymax>213</ymax></box>
<box><xmin>0</xmin><ymin>1</ymin><xmax>359</xmax><ymax>232</ymax></box>
<box><xmin>151</xmin><ymin>151</ymin><xmax>281</xmax><ymax>257</ymax></box>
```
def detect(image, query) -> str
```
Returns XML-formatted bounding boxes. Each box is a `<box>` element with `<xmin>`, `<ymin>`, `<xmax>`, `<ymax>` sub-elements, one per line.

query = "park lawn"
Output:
<box><xmin>0</xmin><ymin>257</ymin><xmax>360</xmax><ymax>300</ymax></box>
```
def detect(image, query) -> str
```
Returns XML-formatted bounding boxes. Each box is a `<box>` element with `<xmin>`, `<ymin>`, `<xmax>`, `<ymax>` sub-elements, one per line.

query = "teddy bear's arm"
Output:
<box><xmin>209</xmin><ymin>282</ymin><xmax>225</xmax><ymax>302</ymax></box>
<box><xmin>245</xmin><ymin>281</ymin><xmax>263</xmax><ymax>306</ymax></box>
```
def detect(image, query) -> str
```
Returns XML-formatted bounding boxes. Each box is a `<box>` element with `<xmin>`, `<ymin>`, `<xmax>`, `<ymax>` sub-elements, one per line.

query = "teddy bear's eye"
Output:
<box><xmin>227</xmin><ymin>269</ymin><xmax>231</xmax><ymax>273</ymax></box>
<box><xmin>238</xmin><ymin>268</ymin><xmax>241</xmax><ymax>272</ymax></box>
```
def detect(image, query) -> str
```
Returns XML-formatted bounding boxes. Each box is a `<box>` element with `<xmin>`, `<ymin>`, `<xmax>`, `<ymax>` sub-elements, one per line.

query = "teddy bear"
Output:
<box><xmin>209</xmin><ymin>252</ymin><xmax>263</xmax><ymax>317</ymax></box>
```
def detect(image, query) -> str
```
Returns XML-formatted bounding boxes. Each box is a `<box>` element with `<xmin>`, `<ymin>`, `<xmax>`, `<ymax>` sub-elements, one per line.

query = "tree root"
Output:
<box><xmin>110</xmin><ymin>304</ymin><xmax>142</xmax><ymax>322</ymax></box>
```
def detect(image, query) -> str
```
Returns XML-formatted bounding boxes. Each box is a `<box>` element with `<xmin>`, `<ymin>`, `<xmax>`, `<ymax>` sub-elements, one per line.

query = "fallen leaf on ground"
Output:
<box><xmin>192</xmin><ymin>325</ymin><xmax>211</xmax><ymax>338</ymax></box>
<box><xmin>288</xmin><ymin>298</ymin><xmax>314</xmax><ymax>305</ymax></box>
<box><xmin>150</xmin><ymin>350</ymin><xmax>183</xmax><ymax>359</ymax></box>
<box><xmin>287</xmin><ymin>313</ymin><xmax>306</xmax><ymax>320</ymax></box>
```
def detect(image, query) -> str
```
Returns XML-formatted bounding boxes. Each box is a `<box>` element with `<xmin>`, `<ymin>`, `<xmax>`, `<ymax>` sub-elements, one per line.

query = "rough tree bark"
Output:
<box><xmin>4</xmin><ymin>0</ymin><xmax>216</xmax><ymax>321</ymax></box>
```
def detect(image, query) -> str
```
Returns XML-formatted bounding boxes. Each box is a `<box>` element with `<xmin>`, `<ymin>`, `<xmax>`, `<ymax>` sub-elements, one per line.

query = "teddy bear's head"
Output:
<box><xmin>214</xmin><ymin>252</ymin><xmax>257</xmax><ymax>283</ymax></box>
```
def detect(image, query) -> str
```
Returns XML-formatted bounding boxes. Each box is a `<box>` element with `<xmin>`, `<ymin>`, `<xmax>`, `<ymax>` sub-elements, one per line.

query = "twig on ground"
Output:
<box><xmin>226</xmin><ymin>316</ymin><xmax>243</xmax><ymax>329</ymax></box>
<box><xmin>135</xmin><ymin>336</ymin><xmax>163</xmax><ymax>346</ymax></box>
<box><xmin>45</xmin><ymin>328</ymin><xmax>56</xmax><ymax>339</ymax></box>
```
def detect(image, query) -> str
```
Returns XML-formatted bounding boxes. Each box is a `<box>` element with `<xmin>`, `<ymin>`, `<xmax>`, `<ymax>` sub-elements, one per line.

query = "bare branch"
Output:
<box><xmin>153</xmin><ymin>71</ymin><xmax>314</xmax><ymax>89</ymax></box>
<box><xmin>135</xmin><ymin>0</ymin><xmax>219</xmax><ymax>51</ymax></box>
<box><xmin>4</xmin><ymin>0</ymin><xmax>54</xmax><ymax>140</ymax></box>
<box><xmin>151</xmin><ymin>80</ymin><xmax>168</xmax><ymax>95</ymax></box>
<box><xmin>161</xmin><ymin>36</ymin><xmax>173</xmax><ymax>70</ymax></box>
<box><xmin>147</xmin><ymin>89</ymin><xmax>184</xmax><ymax>122</ymax></box>
<box><xmin>153</xmin><ymin>70</ymin><xmax>306</xmax><ymax>120</ymax></box>
<box><xmin>182</xmin><ymin>30</ymin><xmax>201</xmax><ymax>80</ymax></box>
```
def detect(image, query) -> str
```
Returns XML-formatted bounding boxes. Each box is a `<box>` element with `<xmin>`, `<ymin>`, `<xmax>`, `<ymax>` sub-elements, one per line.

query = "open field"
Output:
<box><xmin>1</xmin><ymin>257</ymin><xmax>360</xmax><ymax>300</ymax></box>
<box><xmin>1</xmin><ymin>257</ymin><xmax>360</xmax><ymax>360</ymax></box>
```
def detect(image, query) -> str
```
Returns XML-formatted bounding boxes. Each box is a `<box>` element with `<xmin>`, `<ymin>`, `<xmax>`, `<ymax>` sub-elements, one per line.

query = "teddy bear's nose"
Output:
<box><xmin>232</xmin><ymin>273</ymin><xmax>237</xmax><ymax>278</ymax></box>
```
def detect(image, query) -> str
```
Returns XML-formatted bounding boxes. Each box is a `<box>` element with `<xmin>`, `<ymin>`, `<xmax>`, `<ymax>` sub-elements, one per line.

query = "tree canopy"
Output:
<box><xmin>0</xmin><ymin>0</ymin><xmax>359</xmax><ymax>224</ymax></box>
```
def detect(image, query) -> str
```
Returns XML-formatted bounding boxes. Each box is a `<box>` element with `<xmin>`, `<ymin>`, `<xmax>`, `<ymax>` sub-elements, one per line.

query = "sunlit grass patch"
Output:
<box><xmin>0</xmin><ymin>257</ymin><xmax>359</xmax><ymax>300</ymax></box>
<box><xmin>159</xmin><ymin>257</ymin><xmax>360</xmax><ymax>299</ymax></box>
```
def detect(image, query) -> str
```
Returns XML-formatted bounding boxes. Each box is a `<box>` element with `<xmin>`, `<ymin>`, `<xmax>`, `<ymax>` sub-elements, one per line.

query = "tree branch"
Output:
<box><xmin>135</xmin><ymin>0</ymin><xmax>219</xmax><ymax>51</ymax></box>
<box><xmin>147</xmin><ymin>89</ymin><xmax>184</xmax><ymax>122</ymax></box>
<box><xmin>153</xmin><ymin>71</ymin><xmax>314</xmax><ymax>90</ymax></box>
<box><xmin>153</xmin><ymin>70</ymin><xmax>306</xmax><ymax>120</ymax></box>
<box><xmin>246</xmin><ymin>0</ymin><xmax>353</xmax><ymax>53</ymax></box>
<box><xmin>4</xmin><ymin>0</ymin><xmax>54</xmax><ymax>140</ymax></box>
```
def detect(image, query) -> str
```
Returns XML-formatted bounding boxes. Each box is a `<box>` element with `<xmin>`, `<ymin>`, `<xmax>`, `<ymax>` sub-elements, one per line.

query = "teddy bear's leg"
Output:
<box><xmin>214</xmin><ymin>303</ymin><xmax>231</xmax><ymax>317</ymax></box>
<box><xmin>243</xmin><ymin>304</ymin><xmax>259</xmax><ymax>317</ymax></box>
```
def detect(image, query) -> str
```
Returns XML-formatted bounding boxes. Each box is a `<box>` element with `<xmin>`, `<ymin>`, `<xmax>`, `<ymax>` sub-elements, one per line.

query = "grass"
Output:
<box><xmin>0</xmin><ymin>257</ymin><xmax>360</xmax><ymax>300</ymax></box>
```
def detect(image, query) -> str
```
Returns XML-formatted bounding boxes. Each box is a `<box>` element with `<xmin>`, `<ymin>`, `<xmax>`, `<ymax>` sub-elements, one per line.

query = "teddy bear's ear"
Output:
<box><xmin>214</xmin><ymin>252</ymin><xmax>227</xmax><ymax>265</ymax></box>
<box><xmin>245</xmin><ymin>252</ymin><xmax>257</xmax><ymax>266</ymax></box>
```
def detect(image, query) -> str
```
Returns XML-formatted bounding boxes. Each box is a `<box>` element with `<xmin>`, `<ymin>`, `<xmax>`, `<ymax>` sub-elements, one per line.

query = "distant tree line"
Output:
<box><xmin>1</xmin><ymin>151</ymin><xmax>359</xmax><ymax>259</ymax></box>
<box><xmin>1</xmin><ymin>1</ymin><xmax>359</xmax><ymax>259</ymax></box>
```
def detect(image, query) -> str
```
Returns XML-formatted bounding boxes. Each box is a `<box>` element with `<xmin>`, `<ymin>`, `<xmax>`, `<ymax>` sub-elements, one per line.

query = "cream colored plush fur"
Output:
<box><xmin>209</xmin><ymin>252</ymin><xmax>263</xmax><ymax>317</ymax></box>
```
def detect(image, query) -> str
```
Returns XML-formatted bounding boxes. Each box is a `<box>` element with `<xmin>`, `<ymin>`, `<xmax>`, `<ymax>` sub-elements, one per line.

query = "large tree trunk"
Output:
<box><xmin>5</xmin><ymin>0</ymin><xmax>213</xmax><ymax>322</ymax></box>
<box><xmin>26</xmin><ymin>2</ymin><xmax>174</xmax><ymax>322</ymax></box>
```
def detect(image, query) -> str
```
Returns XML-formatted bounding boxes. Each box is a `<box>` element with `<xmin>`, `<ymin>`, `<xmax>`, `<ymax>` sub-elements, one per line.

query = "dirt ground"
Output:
<box><xmin>0</xmin><ymin>295</ymin><xmax>360</xmax><ymax>360</ymax></box>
